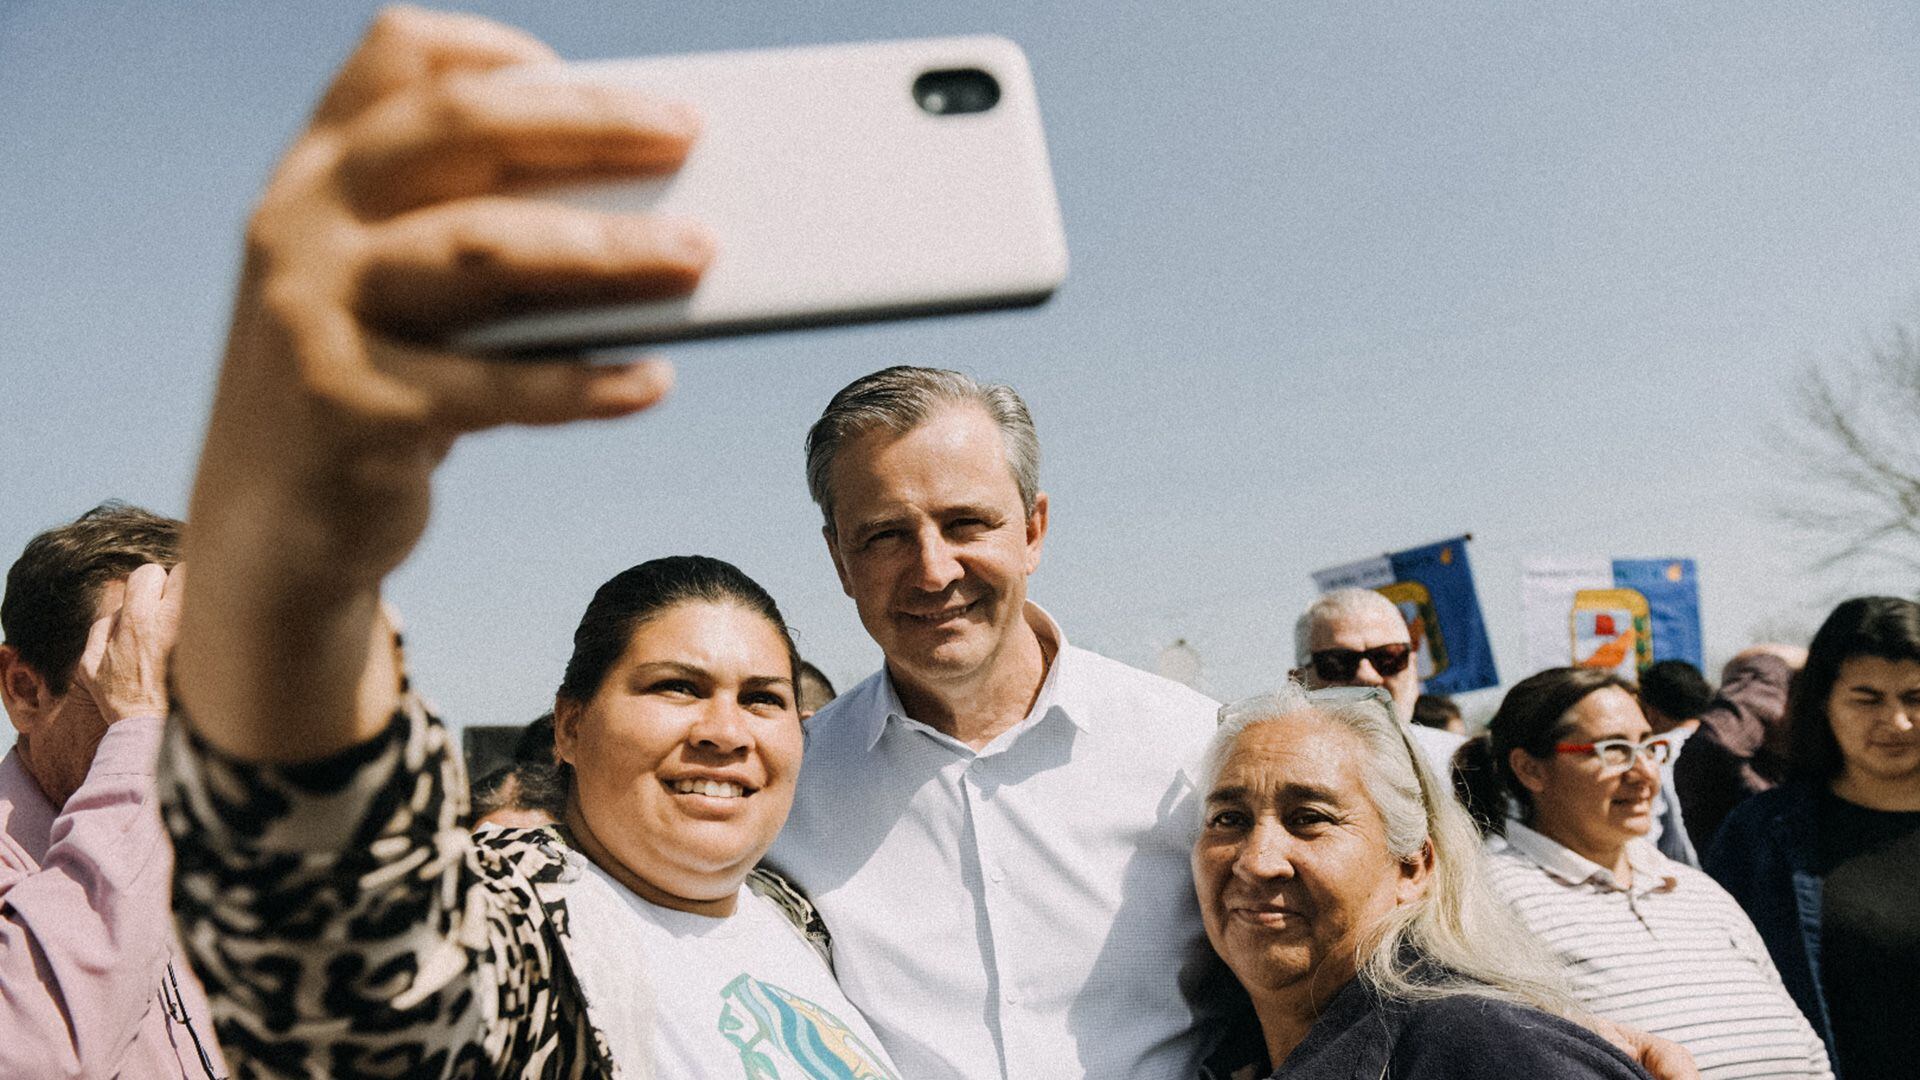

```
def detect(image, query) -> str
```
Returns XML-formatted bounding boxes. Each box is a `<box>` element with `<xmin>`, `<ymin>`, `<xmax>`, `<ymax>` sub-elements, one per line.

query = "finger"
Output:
<box><xmin>120</xmin><ymin>562</ymin><xmax>170</xmax><ymax>617</ymax></box>
<box><xmin>161</xmin><ymin>562</ymin><xmax>187</xmax><ymax>604</ymax></box>
<box><xmin>153</xmin><ymin>563</ymin><xmax>188</xmax><ymax>635</ymax></box>
<box><xmin>78</xmin><ymin>610</ymin><xmax>115</xmax><ymax>683</ymax></box>
<box><xmin>1644</xmin><ymin>1040</ymin><xmax>1700</xmax><ymax>1080</ymax></box>
<box><xmin>358</xmin><ymin>199</ymin><xmax>711</xmax><ymax>340</ymax></box>
<box><xmin>341</xmin><ymin>77</ymin><xmax>700</xmax><ymax>218</ymax></box>
<box><xmin>315</xmin><ymin>6</ymin><xmax>559</xmax><ymax>127</ymax></box>
<box><xmin>109</xmin><ymin>563</ymin><xmax>173</xmax><ymax>652</ymax></box>
<box><xmin>289</xmin><ymin>290</ymin><xmax>677</xmax><ymax>431</ymax></box>
<box><xmin>283</xmin><ymin>303</ymin><xmax>439</xmax><ymax>428</ymax></box>
<box><xmin>380</xmin><ymin>350</ymin><xmax>678</xmax><ymax>431</ymax></box>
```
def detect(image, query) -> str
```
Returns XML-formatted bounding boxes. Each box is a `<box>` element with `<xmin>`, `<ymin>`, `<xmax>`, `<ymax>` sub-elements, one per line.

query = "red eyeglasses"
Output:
<box><xmin>1309</xmin><ymin>643</ymin><xmax>1413</xmax><ymax>682</ymax></box>
<box><xmin>1553</xmin><ymin>737</ymin><xmax>1675</xmax><ymax>772</ymax></box>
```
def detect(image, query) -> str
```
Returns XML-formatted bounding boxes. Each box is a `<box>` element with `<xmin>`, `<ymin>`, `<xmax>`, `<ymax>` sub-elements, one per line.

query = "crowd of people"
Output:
<box><xmin>3</xmin><ymin>8</ymin><xmax>1915</xmax><ymax>1080</ymax></box>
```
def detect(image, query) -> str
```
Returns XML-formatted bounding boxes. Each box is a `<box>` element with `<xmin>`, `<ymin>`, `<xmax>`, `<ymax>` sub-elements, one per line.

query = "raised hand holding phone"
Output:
<box><xmin>178</xmin><ymin>6</ymin><xmax>712</xmax><ymax>762</ymax></box>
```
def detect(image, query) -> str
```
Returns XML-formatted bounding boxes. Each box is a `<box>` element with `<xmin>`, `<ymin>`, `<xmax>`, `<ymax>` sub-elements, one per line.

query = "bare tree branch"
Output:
<box><xmin>1777</xmin><ymin>314</ymin><xmax>1920</xmax><ymax>589</ymax></box>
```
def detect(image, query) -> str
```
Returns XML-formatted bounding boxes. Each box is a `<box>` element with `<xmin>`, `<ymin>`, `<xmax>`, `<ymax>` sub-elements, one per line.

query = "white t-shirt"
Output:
<box><xmin>562</xmin><ymin>851</ymin><xmax>902</xmax><ymax>1080</ymax></box>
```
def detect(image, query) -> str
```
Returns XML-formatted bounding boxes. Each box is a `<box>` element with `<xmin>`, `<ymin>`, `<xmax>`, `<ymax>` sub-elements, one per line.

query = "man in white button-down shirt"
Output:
<box><xmin>765</xmin><ymin>366</ymin><xmax>1235</xmax><ymax>1079</ymax></box>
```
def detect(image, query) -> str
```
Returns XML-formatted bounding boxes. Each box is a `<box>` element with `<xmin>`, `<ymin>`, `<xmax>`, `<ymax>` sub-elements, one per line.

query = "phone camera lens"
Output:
<box><xmin>914</xmin><ymin>69</ymin><xmax>1000</xmax><ymax>115</ymax></box>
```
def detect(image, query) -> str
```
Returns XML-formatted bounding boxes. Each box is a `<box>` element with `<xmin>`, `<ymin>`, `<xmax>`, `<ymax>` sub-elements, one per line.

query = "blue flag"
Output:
<box><xmin>1610</xmin><ymin>559</ymin><xmax>1704</xmax><ymax>669</ymax></box>
<box><xmin>1522</xmin><ymin>558</ymin><xmax>1703</xmax><ymax>677</ymax></box>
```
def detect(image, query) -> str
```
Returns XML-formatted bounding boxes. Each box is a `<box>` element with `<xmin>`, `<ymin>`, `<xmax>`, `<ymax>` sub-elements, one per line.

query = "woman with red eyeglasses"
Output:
<box><xmin>1452</xmin><ymin>668</ymin><xmax>1831</xmax><ymax>1080</ymax></box>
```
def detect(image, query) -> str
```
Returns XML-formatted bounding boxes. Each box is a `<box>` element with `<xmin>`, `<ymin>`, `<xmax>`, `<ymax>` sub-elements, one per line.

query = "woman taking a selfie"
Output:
<box><xmin>1454</xmin><ymin>668</ymin><xmax>1830</xmax><ymax>1080</ymax></box>
<box><xmin>1708</xmin><ymin>597</ymin><xmax>1920</xmax><ymax>1080</ymax></box>
<box><xmin>158</xmin><ymin>9</ymin><xmax>897</xmax><ymax>1078</ymax></box>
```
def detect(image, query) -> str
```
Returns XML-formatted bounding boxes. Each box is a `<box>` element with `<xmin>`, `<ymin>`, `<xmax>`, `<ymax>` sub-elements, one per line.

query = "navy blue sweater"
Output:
<box><xmin>1204</xmin><ymin>976</ymin><xmax>1653</xmax><ymax>1080</ymax></box>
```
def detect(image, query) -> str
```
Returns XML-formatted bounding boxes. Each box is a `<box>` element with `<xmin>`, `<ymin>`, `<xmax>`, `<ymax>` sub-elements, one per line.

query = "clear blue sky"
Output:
<box><xmin>4</xmin><ymin>1</ymin><xmax>1917</xmax><ymax>738</ymax></box>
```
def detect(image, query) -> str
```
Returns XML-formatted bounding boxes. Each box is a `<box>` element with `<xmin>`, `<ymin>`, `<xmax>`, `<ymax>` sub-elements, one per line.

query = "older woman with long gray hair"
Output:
<box><xmin>1192</xmin><ymin>683</ymin><xmax>1657</xmax><ymax>1080</ymax></box>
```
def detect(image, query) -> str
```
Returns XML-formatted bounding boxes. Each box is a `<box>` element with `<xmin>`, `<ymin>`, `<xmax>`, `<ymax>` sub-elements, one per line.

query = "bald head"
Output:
<box><xmin>1726</xmin><ymin>643</ymin><xmax>1807</xmax><ymax>680</ymax></box>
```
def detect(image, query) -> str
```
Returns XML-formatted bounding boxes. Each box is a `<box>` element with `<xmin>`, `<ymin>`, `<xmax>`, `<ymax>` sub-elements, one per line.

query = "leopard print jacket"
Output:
<box><xmin>158</xmin><ymin>692</ymin><xmax>828</xmax><ymax>1080</ymax></box>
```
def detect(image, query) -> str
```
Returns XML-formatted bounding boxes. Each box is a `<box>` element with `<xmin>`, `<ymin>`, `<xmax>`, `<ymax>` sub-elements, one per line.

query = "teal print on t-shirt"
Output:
<box><xmin>717</xmin><ymin>974</ymin><xmax>900</xmax><ymax>1079</ymax></box>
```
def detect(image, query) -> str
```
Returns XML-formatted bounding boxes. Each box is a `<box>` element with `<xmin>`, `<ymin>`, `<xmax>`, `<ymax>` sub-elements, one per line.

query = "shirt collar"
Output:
<box><xmin>1502</xmin><ymin>819</ymin><xmax>1678</xmax><ymax>894</ymax></box>
<box><xmin>861</xmin><ymin>666</ymin><xmax>910</xmax><ymax>752</ymax></box>
<box><xmin>862</xmin><ymin>600</ymin><xmax>1086</xmax><ymax>752</ymax></box>
<box><xmin>1622</xmin><ymin>837</ymin><xmax>1679</xmax><ymax>892</ymax></box>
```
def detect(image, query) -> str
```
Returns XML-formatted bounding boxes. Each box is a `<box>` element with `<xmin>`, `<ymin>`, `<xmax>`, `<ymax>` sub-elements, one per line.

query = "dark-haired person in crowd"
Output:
<box><xmin>1196</xmin><ymin>683</ymin><xmax>1651</xmax><ymax>1080</ymax></box>
<box><xmin>796</xmin><ymin>659</ymin><xmax>836</xmax><ymax>721</ymax></box>
<box><xmin>1637</xmin><ymin>660</ymin><xmax>1713</xmax><ymax>865</ymax></box>
<box><xmin>469</xmin><ymin>760</ymin><xmax>564</xmax><ymax>829</ymax></box>
<box><xmin>1294</xmin><ymin>589</ymin><xmax>1466</xmax><ymax>775</ymax></box>
<box><xmin>514</xmin><ymin>710</ymin><xmax>557</xmax><ymax>764</ymax></box>
<box><xmin>1413</xmin><ymin>693</ymin><xmax>1465</xmax><ymax>735</ymax></box>
<box><xmin>0</xmin><ymin>504</ymin><xmax>226</xmax><ymax>1079</ymax></box>
<box><xmin>1639</xmin><ymin>661</ymin><xmax>1712</xmax><ymax>740</ymax></box>
<box><xmin>1673</xmin><ymin>645</ymin><xmax>1806</xmax><ymax>853</ymax></box>
<box><xmin>468</xmin><ymin>712</ymin><xmax>563</xmax><ymax>827</ymax></box>
<box><xmin>1707</xmin><ymin>597</ymin><xmax>1920</xmax><ymax>1080</ymax></box>
<box><xmin>154</xmin><ymin>9</ymin><xmax>898</xmax><ymax>1077</ymax></box>
<box><xmin>1637</xmin><ymin>660</ymin><xmax>1711</xmax><ymax>864</ymax></box>
<box><xmin>1456</xmin><ymin>667</ymin><xmax>1830</xmax><ymax>1079</ymax></box>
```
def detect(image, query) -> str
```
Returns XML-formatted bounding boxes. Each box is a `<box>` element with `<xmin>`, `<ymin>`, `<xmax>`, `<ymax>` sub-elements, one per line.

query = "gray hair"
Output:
<box><xmin>1294</xmin><ymin>587</ymin><xmax>1407</xmax><ymax>667</ymax></box>
<box><xmin>1199</xmin><ymin>682</ymin><xmax>1577</xmax><ymax>1017</ymax></box>
<box><xmin>804</xmin><ymin>366</ymin><xmax>1040</xmax><ymax>531</ymax></box>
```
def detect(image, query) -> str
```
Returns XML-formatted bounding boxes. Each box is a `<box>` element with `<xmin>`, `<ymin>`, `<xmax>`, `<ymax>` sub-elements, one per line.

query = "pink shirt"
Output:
<box><xmin>0</xmin><ymin>716</ymin><xmax>226</xmax><ymax>1079</ymax></box>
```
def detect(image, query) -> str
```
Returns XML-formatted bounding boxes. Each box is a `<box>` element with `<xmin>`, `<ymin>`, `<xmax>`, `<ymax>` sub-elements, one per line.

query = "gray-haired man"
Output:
<box><xmin>1292</xmin><ymin>587</ymin><xmax>1465</xmax><ymax>774</ymax></box>
<box><xmin>765</xmin><ymin>366</ymin><xmax>1230</xmax><ymax>1079</ymax></box>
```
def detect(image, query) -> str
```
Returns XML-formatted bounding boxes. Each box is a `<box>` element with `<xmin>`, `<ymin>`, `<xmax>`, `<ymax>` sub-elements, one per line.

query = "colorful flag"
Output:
<box><xmin>1311</xmin><ymin>535</ymin><xmax>1499</xmax><ymax>694</ymax></box>
<box><xmin>1521</xmin><ymin>558</ymin><xmax>1702</xmax><ymax>679</ymax></box>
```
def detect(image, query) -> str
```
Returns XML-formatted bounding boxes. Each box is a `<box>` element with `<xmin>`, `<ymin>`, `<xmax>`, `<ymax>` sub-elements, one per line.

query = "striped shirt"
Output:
<box><xmin>1486</xmin><ymin>821</ymin><xmax>1831</xmax><ymax>1080</ymax></box>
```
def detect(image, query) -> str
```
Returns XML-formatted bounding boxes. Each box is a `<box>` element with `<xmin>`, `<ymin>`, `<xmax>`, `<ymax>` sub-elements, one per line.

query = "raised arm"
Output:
<box><xmin>174</xmin><ymin>4</ymin><xmax>709</xmax><ymax>763</ymax></box>
<box><xmin>0</xmin><ymin>565</ymin><xmax>187</xmax><ymax>1078</ymax></box>
<box><xmin>158</xmin><ymin>8</ymin><xmax>710</xmax><ymax>1075</ymax></box>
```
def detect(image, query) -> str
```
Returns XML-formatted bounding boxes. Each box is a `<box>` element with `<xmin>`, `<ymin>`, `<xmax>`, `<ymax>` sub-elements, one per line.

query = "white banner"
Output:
<box><xmin>1311</xmin><ymin>554</ymin><xmax>1394</xmax><ymax>592</ymax></box>
<box><xmin>1520</xmin><ymin>557</ymin><xmax>1613</xmax><ymax>677</ymax></box>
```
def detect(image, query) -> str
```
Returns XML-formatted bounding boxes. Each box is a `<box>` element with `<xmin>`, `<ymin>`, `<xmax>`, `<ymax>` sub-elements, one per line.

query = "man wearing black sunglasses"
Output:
<box><xmin>1292</xmin><ymin>587</ymin><xmax>1466</xmax><ymax>772</ymax></box>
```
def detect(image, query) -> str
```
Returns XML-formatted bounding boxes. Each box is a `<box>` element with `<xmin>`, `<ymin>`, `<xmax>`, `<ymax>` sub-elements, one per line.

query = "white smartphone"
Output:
<box><xmin>452</xmin><ymin>36</ymin><xmax>1068</xmax><ymax>353</ymax></box>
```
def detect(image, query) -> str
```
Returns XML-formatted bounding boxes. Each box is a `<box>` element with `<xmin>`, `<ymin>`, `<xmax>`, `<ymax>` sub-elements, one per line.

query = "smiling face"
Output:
<box><xmin>823</xmin><ymin>403</ymin><xmax>1047</xmax><ymax>698</ymax></box>
<box><xmin>1512</xmin><ymin>686</ymin><xmax>1658</xmax><ymax>861</ymax></box>
<box><xmin>1193</xmin><ymin>714</ymin><xmax>1430</xmax><ymax>1008</ymax></box>
<box><xmin>1827</xmin><ymin>655</ymin><xmax>1920</xmax><ymax>796</ymax></box>
<box><xmin>553</xmin><ymin>600</ymin><xmax>801</xmax><ymax>915</ymax></box>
